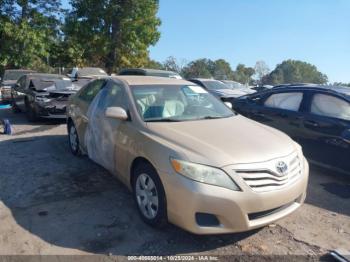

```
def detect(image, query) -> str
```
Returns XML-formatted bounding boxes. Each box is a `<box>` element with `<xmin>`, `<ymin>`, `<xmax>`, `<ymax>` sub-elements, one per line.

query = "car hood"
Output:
<box><xmin>1</xmin><ymin>80</ymin><xmax>16</xmax><ymax>87</ymax></box>
<box><xmin>210</xmin><ymin>88</ymin><xmax>247</xmax><ymax>98</ymax></box>
<box><xmin>146</xmin><ymin>115</ymin><xmax>296</xmax><ymax>167</ymax></box>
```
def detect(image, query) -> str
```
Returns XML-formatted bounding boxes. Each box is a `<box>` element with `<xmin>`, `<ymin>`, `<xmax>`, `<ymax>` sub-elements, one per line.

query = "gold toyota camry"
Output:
<box><xmin>67</xmin><ymin>76</ymin><xmax>309</xmax><ymax>234</ymax></box>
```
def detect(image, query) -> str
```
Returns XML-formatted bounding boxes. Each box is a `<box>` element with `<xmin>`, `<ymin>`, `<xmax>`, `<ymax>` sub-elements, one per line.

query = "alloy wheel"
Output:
<box><xmin>135</xmin><ymin>173</ymin><xmax>159</xmax><ymax>219</ymax></box>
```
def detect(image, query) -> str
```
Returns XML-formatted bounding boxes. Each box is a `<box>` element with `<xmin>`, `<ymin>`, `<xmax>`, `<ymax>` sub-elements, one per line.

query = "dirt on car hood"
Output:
<box><xmin>146</xmin><ymin>115</ymin><xmax>295</xmax><ymax>167</ymax></box>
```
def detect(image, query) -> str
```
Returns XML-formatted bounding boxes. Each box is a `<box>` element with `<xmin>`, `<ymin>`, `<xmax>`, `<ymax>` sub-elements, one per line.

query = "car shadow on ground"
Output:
<box><xmin>305</xmin><ymin>164</ymin><xmax>350</xmax><ymax>216</ymax></box>
<box><xmin>0</xmin><ymin>134</ymin><xmax>258</xmax><ymax>255</ymax></box>
<box><xmin>0</xmin><ymin>107</ymin><xmax>66</xmax><ymax>135</ymax></box>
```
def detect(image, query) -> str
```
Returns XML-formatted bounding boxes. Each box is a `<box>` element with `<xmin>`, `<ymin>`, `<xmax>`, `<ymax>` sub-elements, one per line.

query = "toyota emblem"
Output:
<box><xmin>276</xmin><ymin>161</ymin><xmax>288</xmax><ymax>176</ymax></box>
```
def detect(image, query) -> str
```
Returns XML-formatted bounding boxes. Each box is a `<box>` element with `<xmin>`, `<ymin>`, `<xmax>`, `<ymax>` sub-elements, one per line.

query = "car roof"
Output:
<box><xmin>260</xmin><ymin>84</ymin><xmax>350</xmax><ymax>99</ymax></box>
<box><xmin>26</xmin><ymin>73</ymin><xmax>68</xmax><ymax>79</ymax></box>
<box><xmin>111</xmin><ymin>76</ymin><xmax>193</xmax><ymax>86</ymax></box>
<box><xmin>119</xmin><ymin>68</ymin><xmax>179</xmax><ymax>75</ymax></box>
<box><xmin>189</xmin><ymin>78</ymin><xmax>218</xmax><ymax>82</ymax></box>
<box><xmin>4</xmin><ymin>69</ymin><xmax>35</xmax><ymax>72</ymax></box>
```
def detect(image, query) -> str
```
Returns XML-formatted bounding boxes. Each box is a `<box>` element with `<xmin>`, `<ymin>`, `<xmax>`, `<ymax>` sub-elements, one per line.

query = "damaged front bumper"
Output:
<box><xmin>34</xmin><ymin>92</ymin><xmax>74</xmax><ymax>119</ymax></box>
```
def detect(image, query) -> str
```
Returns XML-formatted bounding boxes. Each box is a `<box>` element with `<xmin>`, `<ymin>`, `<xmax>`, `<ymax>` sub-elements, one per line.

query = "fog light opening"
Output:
<box><xmin>195</xmin><ymin>213</ymin><xmax>220</xmax><ymax>227</ymax></box>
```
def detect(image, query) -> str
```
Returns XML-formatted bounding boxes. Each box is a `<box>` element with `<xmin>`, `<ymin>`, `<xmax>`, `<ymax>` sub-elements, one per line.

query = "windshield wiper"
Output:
<box><xmin>145</xmin><ymin>118</ymin><xmax>182</xmax><ymax>122</ymax></box>
<box><xmin>200</xmin><ymin>116</ymin><xmax>224</xmax><ymax>120</ymax></box>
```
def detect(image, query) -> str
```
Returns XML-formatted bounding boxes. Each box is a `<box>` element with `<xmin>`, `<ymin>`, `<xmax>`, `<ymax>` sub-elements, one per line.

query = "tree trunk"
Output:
<box><xmin>105</xmin><ymin>0</ymin><xmax>127</xmax><ymax>74</ymax></box>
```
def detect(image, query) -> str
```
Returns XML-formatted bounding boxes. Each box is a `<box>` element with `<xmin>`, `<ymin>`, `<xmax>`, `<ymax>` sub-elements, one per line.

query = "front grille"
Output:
<box><xmin>48</xmin><ymin>93</ymin><xmax>71</xmax><ymax>101</ymax></box>
<box><xmin>235</xmin><ymin>153</ymin><xmax>302</xmax><ymax>193</ymax></box>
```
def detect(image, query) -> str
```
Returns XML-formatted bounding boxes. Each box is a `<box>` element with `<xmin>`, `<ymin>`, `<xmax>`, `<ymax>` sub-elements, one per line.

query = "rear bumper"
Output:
<box><xmin>162</xmin><ymin>158</ymin><xmax>309</xmax><ymax>234</ymax></box>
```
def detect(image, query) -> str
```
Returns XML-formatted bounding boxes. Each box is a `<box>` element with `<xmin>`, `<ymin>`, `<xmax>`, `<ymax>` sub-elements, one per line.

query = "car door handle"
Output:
<box><xmin>304</xmin><ymin>120</ymin><xmax>319</xmax><ymax>127</ymax></box>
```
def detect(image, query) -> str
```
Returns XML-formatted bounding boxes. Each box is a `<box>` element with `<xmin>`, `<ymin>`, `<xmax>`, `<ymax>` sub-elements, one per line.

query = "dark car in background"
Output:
<box><xmin>188</xmin><ymin>78</ymin><xmax>246</xmax><ymax>102</ymax></box>
<box><xmin>233</xmin><ymin>84</ymin><xmax>350</xmax><ymax>173</ymax></box>
<box><xmin>119</xmin><ymin>68</ymin><xmax>182</xmax><ymax>79</ymax></box>
<box><xmin>11</xmin><ymin>73</ymin><xmax>79</xmax><ymax>121</ymax></box>
<box><xmin>0</xmin><ymin>69</ymin><xmax>36</xmax><ymax>102</ymax></box>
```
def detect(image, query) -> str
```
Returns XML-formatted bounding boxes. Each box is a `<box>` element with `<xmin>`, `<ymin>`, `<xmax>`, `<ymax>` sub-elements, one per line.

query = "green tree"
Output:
<box><xmin>65</xmin><ymin>0</ymin><xmax>161</xmax><ymax>73</ymax></box>
<box><xmin>211</xmin><ymin>59</ymin><xmax>233</xmax><ymax>80</ymax></box>
<box><xmin>333</xmin><ymin>82</ymin><xmax>350</xmax><ymax>87</ymax></box>
<box><xmin>263</xmin><ymin>59</ymin><xmax>328</xmax><ymax>85</ymax></box>
<box><xmin>181</xmin><ymin>59</ymin><xmax>213</xmax><ymax>79</ymax></box>
<box><xmin>163</xmin><ymin>56</ymin><xmax>187</xmax><ymax>74</ymax></box>
<box><xmin>145</xmin><ymin>59</ymin><xmax>164</xmax><ymax>70</ymax></box>
<box><xmin>0</xmin><ymin>0</ymin><xmax>63</xmax><ymax>71</ymax></box>
<box><xmin>232</xmin><ymin>64</ymin><xmax>255</xmax><ymax>84</ymax></box>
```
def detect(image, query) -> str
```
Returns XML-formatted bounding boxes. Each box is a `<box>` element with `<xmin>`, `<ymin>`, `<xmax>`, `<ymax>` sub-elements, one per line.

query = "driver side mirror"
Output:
<box><xmin>105</xmin><ymin>107</ymin><xmax>128</xmax><ymax>121</ymax></box>
<box><xmin>341</xmin><ymin>129</ymin><xmax>350</xmax><ymax>143</ymax></box>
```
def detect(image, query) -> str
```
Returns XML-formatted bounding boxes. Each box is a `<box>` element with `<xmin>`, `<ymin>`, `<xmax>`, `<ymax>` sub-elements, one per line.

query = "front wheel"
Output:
<box><xmin>11</xmin><ymin>100</ymin><xmax>20</xmax><ymax>113</ymax></box>
<box><xmin>68</xmin><ymin>121</ymin><xmax>81</xmax><ymax>156</ymax></box>
<box><xmin>132</xmin><ymin>163</ymin><xmax>167</xmax><ymax>228</ymax></box>
<box><xmin>25</xmin><ymin>100</ymin><xmax>39</xmax><ymax>122</ymax></box>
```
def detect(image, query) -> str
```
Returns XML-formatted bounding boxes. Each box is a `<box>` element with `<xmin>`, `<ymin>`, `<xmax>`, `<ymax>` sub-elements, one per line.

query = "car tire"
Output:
<box><xmin>132</xmin><ymin>163</ymin><xmax>168</xmax><ymax>228</ymax></box>
<box><xmin>25</xmin><ymin>100</ymin><xmax>39</xmax><ymax>122</ymax></box>
<box><xmin>68</xmin><ymin>121</ymin><xmax>81</xmax><ymax>156</ymax></box>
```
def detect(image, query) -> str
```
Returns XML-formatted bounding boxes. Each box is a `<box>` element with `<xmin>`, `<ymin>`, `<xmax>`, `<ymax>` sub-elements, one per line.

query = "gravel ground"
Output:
<box><xmin>0</xmin><ymin>107</ymin><xmax>349</xmax><ymax>260</ymax></box>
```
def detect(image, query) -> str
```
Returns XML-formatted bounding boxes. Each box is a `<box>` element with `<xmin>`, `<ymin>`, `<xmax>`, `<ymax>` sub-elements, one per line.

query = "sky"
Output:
<box><xmin>150</xmin><ymin>0</ymin><xmax>350</xmax><ymax>83</ymax></box>
<box><xmin>63</xmin><ymin>0</ymin><xmax>350</xmax><ymax>83</ymax></box>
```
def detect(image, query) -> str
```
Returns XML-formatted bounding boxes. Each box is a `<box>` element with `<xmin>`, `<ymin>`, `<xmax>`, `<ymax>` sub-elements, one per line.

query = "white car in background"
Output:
<box><xmin>221</xmin><ymin>80</ymin><xmax>256</xmax><ymax>95</ymax></box>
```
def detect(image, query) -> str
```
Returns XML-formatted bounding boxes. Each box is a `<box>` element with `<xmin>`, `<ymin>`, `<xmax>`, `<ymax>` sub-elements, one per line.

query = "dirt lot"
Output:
<box><xmin>0</xmin><ymin>107</ymin><xmax>349</xmax><ymax>259</ymax></box>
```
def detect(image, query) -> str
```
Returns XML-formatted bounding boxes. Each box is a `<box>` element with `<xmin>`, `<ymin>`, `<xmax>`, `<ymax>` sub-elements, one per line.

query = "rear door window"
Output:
<box><xmin>264</xmin><ymin>92</ymin><xmax>303</xmax><ymax>111</ymax></box>
<box><xmin>310</xmin><ymin>93</ymin><xmax>350</xmax><ymax>121</ymax></box>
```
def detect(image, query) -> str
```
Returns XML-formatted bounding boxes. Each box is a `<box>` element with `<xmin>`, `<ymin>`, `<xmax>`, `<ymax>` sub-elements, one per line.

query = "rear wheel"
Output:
<box><xmin>68</xmin><ymin>121</ymin><xmax>81</xmax><ymax>156</ymax></box>
<box><xmin>132</xmin><ymin>163</ymin><xmax>167</xmax><ymax>228</ymax></box>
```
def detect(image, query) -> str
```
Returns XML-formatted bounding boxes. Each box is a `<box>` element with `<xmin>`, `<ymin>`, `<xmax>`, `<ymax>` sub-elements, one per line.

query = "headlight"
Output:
<box><xmin>170</xmin><ymin>158</ymin><xmax>240</xmax><ymax>191</ymax></box>
<box><xmin>293</xmin><ymin>141</ymin><xmax>304</xmax><ymax>170</ymax></box>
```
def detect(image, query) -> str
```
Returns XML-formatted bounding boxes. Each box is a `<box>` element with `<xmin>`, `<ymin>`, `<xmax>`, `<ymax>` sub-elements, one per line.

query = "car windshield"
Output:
<box><xmin>3</xmin><ymin>70</ymin><xmax>32</xmax><ymax>81</ymax></box>
<box><xmin>131</xmin><ymin>85</ymin><xmax>234</xmax><ymax>122</ymax></box>
<box><xmin>203</xmin><ymin>80</ymin><xmax>229</xmax><ymax>91</ymax></box>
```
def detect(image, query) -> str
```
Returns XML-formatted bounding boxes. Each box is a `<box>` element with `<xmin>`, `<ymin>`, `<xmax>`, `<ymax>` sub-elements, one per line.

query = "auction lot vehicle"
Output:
<box><xmin>11</xmin><ymin>73</ymin><xmax>79</xmax><ymax>121</ymax></box>
<box><xmin>0</xmin><ymin>69</ymin><xmax>36</xmax><ymax>102</ymax></box>
<box><xmin>68</xmin><ymin>67</ymin><xmax>108</xmax><ymax>88</ymax></box>
<box><xmin>221</xmin><ymin>80</ymin><xmax>256</xmax><ymax>95</ymax></box>
<box><xmin>188</xmin><ymin>78</ymin><xmax>247</xmax><ymax>102</ymax></box>
<box><xmin>119</xmin><ymin>68</ymin><xmax>182</xmax><ymax>79</ymax></box>
<box><xmin>67</xmin><ymin>76</ymin><xmax>309</xmax><ymax>234</ymax></box>
<box><xmin>233</xmin><ymin>84</ymin><xmax>350</xmax><ymax>173</ymax></box>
